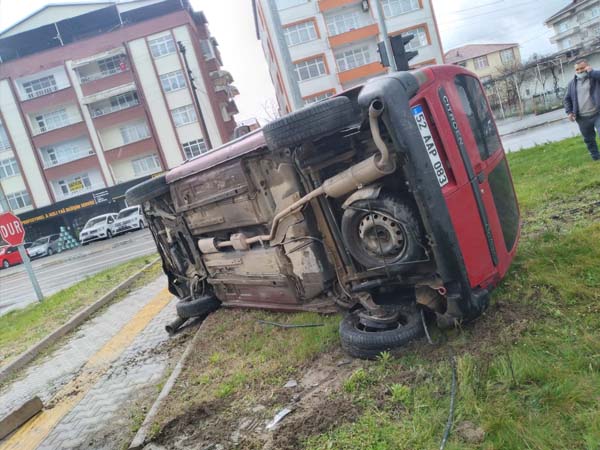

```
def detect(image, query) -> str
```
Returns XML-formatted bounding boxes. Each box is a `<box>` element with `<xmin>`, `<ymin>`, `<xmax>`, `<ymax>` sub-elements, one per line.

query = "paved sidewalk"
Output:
<box><xmin>0</xmin><ymin>275</ymin><xmax>179</xmax><ymax>450</ymax></box>
<box><xmin>497</xmin><ymin>109</ymin><xmax>566</xmax><ymax>136</ymax></box>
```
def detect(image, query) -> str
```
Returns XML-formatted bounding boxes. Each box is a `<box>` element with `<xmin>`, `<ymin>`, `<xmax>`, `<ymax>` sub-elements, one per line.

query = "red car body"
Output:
<box><xmin>0</xmin><ymin>245</ymin><xmax>25</xmax><ymax>269</ymax></box>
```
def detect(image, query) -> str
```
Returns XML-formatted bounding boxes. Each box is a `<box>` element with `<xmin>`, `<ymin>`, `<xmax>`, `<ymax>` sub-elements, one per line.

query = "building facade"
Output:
<box><xmin>444</xmin><ymin>44</ymin><xmax>521</xmax><ymax>83</ymax></box>
<box><xmin>252</xmin><ymin>0</ymin><xmax>444</xmax><ymax>113</ymax></box>
<box><xmin>0</xmin><ymin>0</ymin><xmax>238</xmax><ymax>238</ymax></box>
<box><xmin>545</xmin><ymin>0</ymin><xmax>600</xmax><ymax>51</ymax></box>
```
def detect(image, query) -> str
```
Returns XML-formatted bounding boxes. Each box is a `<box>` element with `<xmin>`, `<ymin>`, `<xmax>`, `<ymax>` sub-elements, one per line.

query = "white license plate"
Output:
<box><xmin>412</xmin><ymin>105</ymin><xmax>449</xmax><ymax>188</ymax></box>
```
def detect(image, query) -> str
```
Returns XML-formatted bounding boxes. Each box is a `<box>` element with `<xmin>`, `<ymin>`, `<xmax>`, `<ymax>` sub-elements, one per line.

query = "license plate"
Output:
<box><xmin>412</xmin><ymin>105</ymin><xmax>449</xmax><ymax>188</ymax></box>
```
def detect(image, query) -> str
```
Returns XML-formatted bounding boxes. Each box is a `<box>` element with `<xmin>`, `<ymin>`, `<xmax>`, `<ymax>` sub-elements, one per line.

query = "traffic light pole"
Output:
<box><xmin>373</xmin><ymin>0</ymin><xmax>397</xmax><ymax>72</ymax></box>
<box><xmin>0</xmin><ymin>184</ymin><xmax>43</xmax><ymax>302</ymax></box>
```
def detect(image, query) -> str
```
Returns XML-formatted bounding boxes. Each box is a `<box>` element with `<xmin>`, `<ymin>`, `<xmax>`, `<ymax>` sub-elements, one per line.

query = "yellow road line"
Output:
<box><xmin>0</xmin><ymin>288</ymin><xmax>172</xmax><ymax>450</ymax></box>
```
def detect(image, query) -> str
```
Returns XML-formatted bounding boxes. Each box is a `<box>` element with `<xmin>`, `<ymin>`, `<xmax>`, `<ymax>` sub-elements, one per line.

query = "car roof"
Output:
<box><xmin>119</xmin><ymin>206</ymin><xmax>139</xmax><ymax>211</ymax></box>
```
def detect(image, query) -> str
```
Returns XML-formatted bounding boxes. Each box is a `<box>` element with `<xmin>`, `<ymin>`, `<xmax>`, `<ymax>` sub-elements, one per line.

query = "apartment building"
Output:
<box><xmin>0</xmin><ymin>0</ymin><xmax>238</xmax><ymax>238</ymax></box>
<box><xmin>252</xmin><ymin>0</ymin><xmax>444</xmax><ymax>113</ymax></box>
<box><xmin>444</xmin><ymin>43</ymin><xmax>521</xmax><ymax>83</ymax></box>
<box><xmin>545</xmin><ymin>0</ymin><xmax>600</xmax><ymax>51</ymax></box>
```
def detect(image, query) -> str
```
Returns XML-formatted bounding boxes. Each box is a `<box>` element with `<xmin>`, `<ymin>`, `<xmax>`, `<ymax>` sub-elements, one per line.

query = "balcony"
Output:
<box><xmin>92</xmin><ymin>104</ymin><xmax>146</xmax><ymax>130</ymax></box>
<box><xmin>20</xmin><ymin>88</ymin><xmax>78</xmax><ymax>115</ymax></box>
<box><xmin>31</xmin><ymin>122</ymin><xmax>88</xmax><ymax>149</ymax></box>
<box><xmin>338</xmin><ymin>61</ymin><xmax>386</xmax><ymax>85</ymax></box>
<box><xmin>80</xmin><ymin>70</ymin><xmax>135</xmax><ymax>97</ymax></box>
<box><xmin>44</xmin><ymin>154</ymin><xmax>100</xmax><ymax>182</ymax></box>
<box><xmin>319</xmin><ymin>0</ymin><xmax>359</xmax><ymax>13</ymax></box>
<box><xmin>102</xmin><ymin>137</ymin><xmax>158</xmax><ymax>164</ymax></box>
<box><xmin>328</xmin><ymin>23</ymin><xmax>379</xmax><ymax>48</ymax></box>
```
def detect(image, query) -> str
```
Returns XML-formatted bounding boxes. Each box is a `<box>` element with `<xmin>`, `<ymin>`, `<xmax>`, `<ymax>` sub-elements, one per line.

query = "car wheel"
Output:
<box><xmin>339</xmin><ymin>303</ymin><xmax>425</xmax><ymax>360</ymax></box>
<box><xmin>47</xmin><ymin>248</ymin><xmax>53</xmax><ymax>256</ymax></box>
<box><xmin>139</xmin><ymin>220</ymin><xmax>144</xmax><ymax>230</ymax></box>
<box><xmin>262</xmin><ymin>96</ymin><xmax>356</xmax><ymax>149</ymax></box>
<box><xmin>176</xmin><ymin>295</ymin><xmax>221</xmax><ymax>319</ymax></box>
<box><xmin>2</xmin><ymin>260</ymin><xmax>9</xmax><ymax>269</ymax></box>
<box><xmin>106</xmin><ymin>230</ymin><xmax>112</xmax><ymax>239</ymax></box>
<box><xmin>341</xmin><ymin>193</ymin><xmax>424</xmax><ymax>270</ymax></box>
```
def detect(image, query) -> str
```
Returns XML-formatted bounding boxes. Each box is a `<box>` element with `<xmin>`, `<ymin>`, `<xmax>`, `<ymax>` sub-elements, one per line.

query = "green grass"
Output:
<box><xmin>0</xmin><ymin>254</ymin><xmax>159</xmax><ymax>365</ymax></box>
<box><xmin>305</xmin><ymin>138</ymin><xmax>600</xmax><ymax>449</ymax></box>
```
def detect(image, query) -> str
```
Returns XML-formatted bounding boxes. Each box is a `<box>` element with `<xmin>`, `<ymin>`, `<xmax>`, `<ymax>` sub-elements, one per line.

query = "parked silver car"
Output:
<box><xmin>114</xmin><ymin>206</ymin><xmax>146</xmax><ymax>235</ymax></box>
<box><xmin>28</xmin><ymin>234</ymin><xmax>60</xmax><ymax>259</ymax></box>
<box><xmin>79</xmin><ymin>213</ymin><xmax>118</xmax><ymax>244</ymax></box>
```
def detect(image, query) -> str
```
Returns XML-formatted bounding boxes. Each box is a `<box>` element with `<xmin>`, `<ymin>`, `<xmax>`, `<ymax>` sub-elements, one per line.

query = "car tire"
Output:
<box><xmin>106</xmin><ymin>230</ymin><xmax>112</xmax><ymax>239</ymax></box>
<box><xmin>262</xmin><ymin>96</ymin><xmax>356</xmax><ymax>149</ymax></box>
<box><xmin>341</xmin><ymin>193</ymin><xmax>424</xmax><ymax>270</ymax></box>
<box><xmin>176</xmin><ymin>295</ymin><xmax>221</xmax><ymax>319</ymax></box>
<box><xmin>2</xmin><ymin>260</ymin><xmax>9</xmax><ymax>269</ymax></box>
<box><xmin>47</xmin><ymin>248</ymin><xmax>53</xmax><ymax>256</ymax></box>
<box><xmin>339</xmin><ymin>303</ymin><xmax>425</xmax><ymax>360</ymax></box>
<box><xmin>139</xmin><ymin>220</ymin><xmax>144</xmax><ymax>230</ymax></box>
<box><xmin>125</xmin><ymin>175</ymin><xmax>170</xmax><ymax>206</ymax></box>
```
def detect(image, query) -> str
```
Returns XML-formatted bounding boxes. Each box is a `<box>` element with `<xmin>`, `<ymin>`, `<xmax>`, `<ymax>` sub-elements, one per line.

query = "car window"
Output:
<box><xmin>108</xmin><ymin>217</ymin><xmax>114</xmax><ymax>224</ymax></box>
<box><xmin>85</xmin><ymin>216</ymin><xmax>106</xmax><ymax>227</ymax></box>
<box><xmin>32</xmin><ymin>237</ymin><xmax>49</xmax><ymax>246</ymax></box>
<box><xmin>117</xmin><ymin>207</ymin><xmax>138</xmax><ymax>219</ymax></box>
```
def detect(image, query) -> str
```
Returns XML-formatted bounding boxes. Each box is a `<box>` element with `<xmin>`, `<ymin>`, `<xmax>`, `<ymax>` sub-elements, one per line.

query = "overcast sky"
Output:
<box><xmin>0</xmin><ymin>0</ymin><xmax>571</xmax><ymax>122</ymax></box>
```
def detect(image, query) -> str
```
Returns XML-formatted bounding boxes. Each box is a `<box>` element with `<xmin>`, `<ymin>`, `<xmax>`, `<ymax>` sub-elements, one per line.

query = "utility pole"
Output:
<box><xmin>0</xmin><ymin>184</ymin><xmax>43</xmax><ymax>302</ymax></box>
<box><xmin>372</xmin><ymin>0</ymin><xmax>397</xmax><ymax>71</ymax></box>
<box><xmin>177</xmin><ymin>41</ymin><xmax>213</xmax><ymax>150</ymax></box>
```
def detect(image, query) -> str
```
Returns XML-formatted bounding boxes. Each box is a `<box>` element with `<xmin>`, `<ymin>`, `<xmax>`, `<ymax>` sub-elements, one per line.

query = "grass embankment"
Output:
<box><xmin>0</xmin><ymin>254</ymin><xmax>160</xmax><ymax>365</ymax></box>
<box><xmin>153</xmin><ymin>137</ymin><xmax>600</xmax><ymax>450</ymax></box>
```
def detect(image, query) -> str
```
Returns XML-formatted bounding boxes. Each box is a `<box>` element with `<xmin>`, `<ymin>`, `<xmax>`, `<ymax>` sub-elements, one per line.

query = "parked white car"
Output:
<box><xmin>79</xmin><ymin>213</ymin><xmax>118</xmax><ymax>244</ymax></box>
<box><xmin>28</xmin><ymin>234</ymin><xmax>61</xmax><ymax>259</ymax></box>
<box><xmin>114</xmin><ymin>205</ymin><xmax>146</xmax><ymax>235</ymax></box>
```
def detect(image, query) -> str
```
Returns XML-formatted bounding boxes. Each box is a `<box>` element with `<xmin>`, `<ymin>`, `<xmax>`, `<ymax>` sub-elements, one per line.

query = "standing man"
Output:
<box><xmin>565</xmin><ymin>59</ymin><xmax>600</xmax><ymax>161</ymax></box>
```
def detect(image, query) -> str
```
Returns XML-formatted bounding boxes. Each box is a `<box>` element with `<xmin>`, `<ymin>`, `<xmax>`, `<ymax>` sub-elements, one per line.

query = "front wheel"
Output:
<box><xmin>2</xmin><ymin>260</ymin><xmax>9</xmax><ymax>269</ymax></box>
<box><xmin>106</xmin><ymin>230</ymin><xmax>112</xmax><ymax>239</ymax></box>
<box><xmin>339</xmin><ymin>304</ymin><xmax>425</xmax><ymax>359</ymax></box>
<box><xmin>139</xmin><ymin>221</ymin><xmax>144</xmax><ymax>230</ymax></box>
<box><xmin>47</xmin><ymin>248</ymin><xmax>53</xmax><ymax>256</ymax></box>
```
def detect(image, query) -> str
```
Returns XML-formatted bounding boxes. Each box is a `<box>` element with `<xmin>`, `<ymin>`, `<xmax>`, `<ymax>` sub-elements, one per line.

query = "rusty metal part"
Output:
<box><xmin>342</xmin><ymin>184</ymin><xmax>383</xmax><ymax>209</ymax></box>
<box><xmin>415</xmin><ymin>286</ymin><xmax>446</xmax><ymax>314</ymax></box>
<box><xmin>198</xmin><ymin>238</ymin><xmax>219</xmax><ymax>254</ymax></box>
<box><xmin>368</xmin><ymin>100</ymin><xmax>393</xmax><ymax>170</ymax></box>
<box><xmin>356</xmin><ymin>291</ymin><xmax>386</xmax><ymax>317</ymax></box>
<box><xmin>230</xmin><ymin>233</ymin><xmax>250</xmax><ymax>251</ymax></box>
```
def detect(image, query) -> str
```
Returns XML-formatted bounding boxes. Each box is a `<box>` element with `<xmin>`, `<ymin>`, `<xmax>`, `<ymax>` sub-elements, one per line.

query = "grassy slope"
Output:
<box><xmin>154</xmin><ymin>137</ymin><xmax>600</xmax><ymax>450</ymax></box>
<box><xmin>0</xmin><ymin>254</ymin><xmax>159</xmax><ymax>365</ymax></box>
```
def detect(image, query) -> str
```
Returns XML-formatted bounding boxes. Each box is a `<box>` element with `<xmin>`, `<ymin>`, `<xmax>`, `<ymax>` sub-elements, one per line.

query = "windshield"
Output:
<box><xmin>32</xmin><ymin>237</ymin><xmax>49</xmax><ymax>246</ymax></box>
<box><xmin>85</xmin><ymin>216</ymin><xmax>106</xmax><ymax>228</ymax></box>
<box><xmin>117</xmin><ymin>208</ymin><xmax>138</xmax><ymax>219</ymax></box>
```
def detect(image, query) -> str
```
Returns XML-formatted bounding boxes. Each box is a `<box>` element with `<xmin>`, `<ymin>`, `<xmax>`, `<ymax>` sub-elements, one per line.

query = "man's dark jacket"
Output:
<box><xmin>564</xmin><ymin>70</ymin><xmax>600</xmax><ymax>117</ymax></box>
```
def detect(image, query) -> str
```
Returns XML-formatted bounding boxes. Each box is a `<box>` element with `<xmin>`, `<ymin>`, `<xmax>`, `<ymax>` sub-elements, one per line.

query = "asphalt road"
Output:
<box><xmin>501</xmin><ymin>117</ymin><xmax>580</xmax><ymax>152</ymax></box>
<box><xmin>0</xmin><ymin>229</ymin><xmax>158</xmax><ymax>316</ymax></box>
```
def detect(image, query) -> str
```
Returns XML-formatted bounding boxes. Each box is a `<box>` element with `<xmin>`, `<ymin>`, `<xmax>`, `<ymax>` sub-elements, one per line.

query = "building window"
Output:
<box><xmin>57</xmin><ymin>174</ymin><xmax>92</xmax><ymax>197</ymax></box>
<box><xmin>120</xmin><ymin>122</ymin><xmax>150</xmax><ymax>144</ymax></box>
<box><xmin>182</xmin><ymin>139</ymin><xmax>208</xmax><ymax>159</ymax></box>
<box><xmin>40</xmin><ymin>137</ymin><xmax>93</xmax><ymax>168</ymax></box>
<box><xmin>336</xmin><ymin>46</ymin><xmax>371</xmax><ymax>72</ymax></box>
<box><xmin>0</xmin><ymin>124</ymin><xmax>10</xmax><ymax>151</ymax></box>
<box><xmin>284</xmin><ymin>20</ymin><xmax>318</xmax><ymax>46</ymax></box>
<box><xmin>404</xmin><ymin>27</ymin><xmax>428</xmax><ymax>50</ymax></box>
<box><xmin>558</xmin><ymin>22</ymin><xmax>570</xmax><ymax>33</ymax></box>
<box><xmin>326</xmin><ymin>11</ymin><xmax>360</xmax><ymax>36</ymax></box>
<box><xmin>110</xmin><ymin>91</ymin><xmax>139</xmax><ymax>111</ymax></box>
<box><xmin>304</xmin><ymin>91</ymin><xmax>334</xmax><ymax>105</ymax></box>
<box><xmin>474</xmin><ymin>55</ymin><xmax>489</xmax><ymax>70</ymax></box>
<box><xmin>500</xmin><ymin>48</ymin><xmax>515</xmax><ymax>64</ymax></box>
<box><xmin>171</xmin><ymin>105</ymin><xmax>197</xmax><ymax>127</ymax></box>
<box><xmin>34</xmin><ymin>108</ymin><xmax>70</xmax><ymax>133</ymax></box>
<box><xmin>275</xmin><ymin>0</ymin><xmax>307</xmax><ymax>10</ymax></box>
<box><xmin>160</xmin><ymin>70</ymin><xmax>187</xmax><ymax>92</ymax></box>
<box><xmin>22</xmin><ymin>75</ymin><xmax>58</xmax><ymax>99</ymax></box>
<box><xmin>97</xmin><ymin>55</ymin><xmax>127</xmax><ymax>76</ymax></box>
<box><xmin>200</xmin><ymin>40</ymin><xmax>216</xmax><ymax>60</ymax></box>
<box><xmin>148</xmin><ymin>35</ymin><xmax>176</xmax><ymax>58</ymax></box>
<box><xmin>132</xmin><ymin>154</ymin><xmax>161</xmax><ymax>177</ymax></box>
<box><xmin>294</xmin><ymin>56</ymin><xmax>327</xmax><ymax>82</ymax></box>
<box><xmin>0</xmin><ymin>157</ymin><xmax>19</xmax><ymax>179</ymax></box>
<box><xmin>381</xmin><ymin>0</ymin><xmax>420</xmax><ymax>18</ymax></box>
<box><xmin>6</xmin><ymin>190</ymin><xmax>31</xmax><ymax>210</ymax></box>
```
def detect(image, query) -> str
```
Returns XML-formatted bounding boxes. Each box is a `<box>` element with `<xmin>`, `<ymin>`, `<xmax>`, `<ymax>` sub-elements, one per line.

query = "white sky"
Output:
<box><xmin>0</xmin><ymin>0</ymin><xmax>571</xmax><ymax>123</ymax></box>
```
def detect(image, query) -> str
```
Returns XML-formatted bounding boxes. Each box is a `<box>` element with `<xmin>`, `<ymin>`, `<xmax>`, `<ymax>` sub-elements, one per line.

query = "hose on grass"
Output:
<box><xmin>419</xmin><ymin>308</ymin><xmax>458</xmax><ymax>450</ymax></box>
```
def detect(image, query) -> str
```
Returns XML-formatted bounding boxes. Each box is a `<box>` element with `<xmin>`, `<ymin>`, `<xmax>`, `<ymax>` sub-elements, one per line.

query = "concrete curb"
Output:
<box><xmin>0</xmin><ymin>257</ymin><xmax>161</xmax><ymax>384</ymax></box>
<box><xmin>500</xmin><ymin>117</ymin><xmax>567</xmax><ymax>137</ymax></box>
<box><xmin>129</xmin><ymin>320</ymin><xmax>205</xmax><ymax>450</ymax></box>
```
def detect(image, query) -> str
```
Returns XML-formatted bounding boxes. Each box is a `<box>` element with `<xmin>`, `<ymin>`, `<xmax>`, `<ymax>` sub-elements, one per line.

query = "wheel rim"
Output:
<box><xmin>3</xmin><ymin>261</ymin><xmax>8</xmax><ymax>268</ymax></box>
<box><xmin>354</xmin><ymin>308</ymin><xmax>410</xmax><ymax>333</ymax></box>
<box><xmin>358</xmin><ymin>212</ymin><xmax>407</xmax><ymax>261</ymax></box>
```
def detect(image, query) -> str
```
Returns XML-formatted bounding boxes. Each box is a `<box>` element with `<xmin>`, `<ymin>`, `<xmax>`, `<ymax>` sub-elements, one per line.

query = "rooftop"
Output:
<box><xmin>444</xmin><ymin>43</ymin><xmax>519</xmax><ymax>64</ymax></box>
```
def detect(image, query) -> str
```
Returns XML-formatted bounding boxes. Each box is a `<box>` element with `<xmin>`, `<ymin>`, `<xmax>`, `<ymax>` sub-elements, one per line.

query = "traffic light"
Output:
<box><xmin>378</xmin><ymin>33</ymin><xmax>419</xmax><ymax>71</ymax></box>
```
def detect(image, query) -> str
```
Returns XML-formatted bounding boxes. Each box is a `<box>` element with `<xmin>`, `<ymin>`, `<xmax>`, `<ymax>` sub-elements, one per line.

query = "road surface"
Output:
<box><xmin>0</xmin><ymin>229</ymin><xmax>158</xmax><ymax>316</ymax></box>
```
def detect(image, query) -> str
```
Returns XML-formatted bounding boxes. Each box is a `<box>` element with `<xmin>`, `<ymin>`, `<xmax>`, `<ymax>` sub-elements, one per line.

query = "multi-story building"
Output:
<box><xmin>444</xmin><ymin>43</ymin><xmax>521</xmax><ymax>83</ymax></box>
<box><xmin>0</xmin><ymin>0</ymin><xmax>238</xmax><ymax>238</ymax></box>
<box><xmin>545</xmin><ymin>0</ymin><xmax>600</xmax><ymax>51</ymax></box>
<box><xmin>252</xmin><ymin>0</ymin><xmax>444</xmax><ymax>113</ymax></box>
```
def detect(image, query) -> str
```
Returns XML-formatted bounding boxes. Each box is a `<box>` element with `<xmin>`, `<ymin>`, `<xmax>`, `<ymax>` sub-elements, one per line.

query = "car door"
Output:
<box><xmin>107</xmin><ymin>215</ymin><xmax>116</xmax><ymax>233</ymax></box>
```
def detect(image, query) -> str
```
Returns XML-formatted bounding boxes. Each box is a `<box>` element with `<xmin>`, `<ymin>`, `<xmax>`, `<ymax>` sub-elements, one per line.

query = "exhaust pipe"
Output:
<box><xmin>165</xmin><ymin>315</ymin><xmax>188</xmax><ymax>335</ymax></box>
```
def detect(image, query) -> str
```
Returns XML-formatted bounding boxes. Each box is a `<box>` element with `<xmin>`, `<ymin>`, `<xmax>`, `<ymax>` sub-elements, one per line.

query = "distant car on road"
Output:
<box><xmin>0</xmin><ymin>245</ymin><xmax>25</xmax><ymax>269</ymax></box>
<box><xmin>79</xmin><ymin>213</ymin><xmax>118</xmax><ymax>244</ymax></box>
<box><xmin>114</xmin><ymin>206</ymin><xmax>146</xmax><ymax>235</ymax></box>
<box><xmin>28</xmin><ymin>234</ymin><xmax>60</xmax><ymax>259</ymax></box>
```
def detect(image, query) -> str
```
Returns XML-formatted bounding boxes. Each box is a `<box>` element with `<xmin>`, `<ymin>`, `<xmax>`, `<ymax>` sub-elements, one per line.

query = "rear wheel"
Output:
<box><xmin>339</xmin><ymin>303</ymin><xmax>424</xmax><ymax>359</ymax></box>
<box><xmin>2</xmin><ymin>260</ymin><xmax>9</xmax><ymax>269</ymax></box>
<box><xmin>139</xmin><ymin>220</ymin><xmax>144</xmax><ymax>230</ymax></box>
<box><xmin>47</xmin><ymin>248</ymin><xmax>53</xmax><ymax>256</ymax></box>
<box><xmin>176</xmin><ymin>295</ymin><xmax>221</xmax><ymax>319</ymax></box>
<box><xmin>106</xmin><ymin>230</ymin><xmax>112</xmax><ymax>239</ymax></box>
